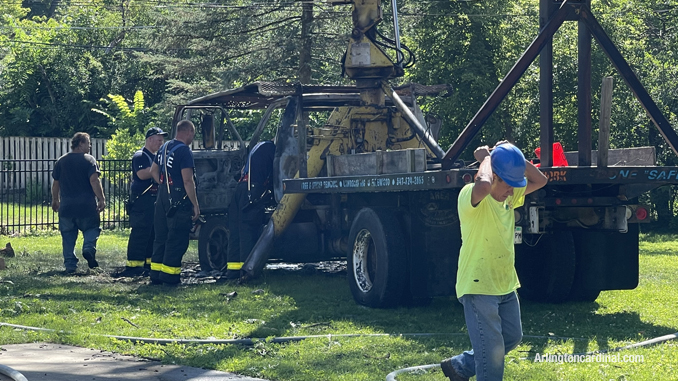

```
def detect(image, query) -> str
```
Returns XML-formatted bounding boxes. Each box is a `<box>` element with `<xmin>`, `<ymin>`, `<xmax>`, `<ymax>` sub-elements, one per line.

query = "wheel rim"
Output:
<box><xmin>207</xmin><ymin>226</ymin><xmax>228</xmax><ymax>270</ymax></box>
<box><xmin>353</xmin><ymin>228</ymin><xmax>376</xmax><ymax>293</ymax></box>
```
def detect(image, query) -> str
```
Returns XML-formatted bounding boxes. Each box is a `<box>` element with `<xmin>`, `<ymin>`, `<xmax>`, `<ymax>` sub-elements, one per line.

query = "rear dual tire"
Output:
<box><xmin>348</xmin><ymin>208</ymin><xmax>407</xmax><ymax>308</ymax></box>
<box><xmin>516</xmin><ymin>230</ymin><xmax>601</xmax><ymax>303</ymax></box>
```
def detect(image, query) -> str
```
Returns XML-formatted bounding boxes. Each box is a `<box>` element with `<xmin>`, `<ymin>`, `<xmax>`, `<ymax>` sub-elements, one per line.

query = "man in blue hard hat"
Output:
<box><xmin>441</xmin><ymin>142</ymin><xmax>548</xmax><ymax>381</ymax></box>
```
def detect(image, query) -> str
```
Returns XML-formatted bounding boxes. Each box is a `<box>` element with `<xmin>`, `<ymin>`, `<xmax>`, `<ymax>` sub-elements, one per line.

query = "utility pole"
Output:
<box><xmin>299</xmin><ymin>1</ymin><xmax>314</xmax><ymax>84</ymax></box>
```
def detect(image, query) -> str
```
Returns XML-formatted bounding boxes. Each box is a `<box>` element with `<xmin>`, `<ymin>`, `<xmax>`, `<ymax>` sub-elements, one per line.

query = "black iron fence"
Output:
<box><xmin>0</xmin><ymin>159</ymin><xmax>132</xmax><ymax>235</ymax></box>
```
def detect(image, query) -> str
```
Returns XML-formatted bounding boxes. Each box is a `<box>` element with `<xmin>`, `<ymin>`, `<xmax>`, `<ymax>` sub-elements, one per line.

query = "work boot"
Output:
<box><xmin>440</xmin><ymin>358</ymin><xmax>469</xmax><ymax>381</ymax></box>
<box><xmin>224</xmin><ymin>270</ymin><xmax>241</xmax><ymax>280</ymax></box>
<box><xmin>82</xmin><ymin>251</ymin><xmax>99</xmax><ymax>269</ymax></box>
<box><xmin>114</xmin><ymin>267</ymin><xmax>145</xmax><ymax>277</ymax></box>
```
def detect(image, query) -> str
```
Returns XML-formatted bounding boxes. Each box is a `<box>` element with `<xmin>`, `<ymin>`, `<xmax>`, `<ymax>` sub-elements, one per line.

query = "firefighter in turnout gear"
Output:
<box><xmin>225</xmin><ymin>140</ymin><xmax>275</xmax><ymax>280</ymax></box>
<box><xmin>149</xmin><ymin>120</ymin><xmax>201</xmax><ymax>285</ymax></box>
<box><xmin>117</xmin><ymin>127</ymin><xmax>167</xmax><ymax>277</ymax></box>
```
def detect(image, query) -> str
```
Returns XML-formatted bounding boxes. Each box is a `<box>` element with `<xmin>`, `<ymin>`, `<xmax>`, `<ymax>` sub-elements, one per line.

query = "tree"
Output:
<box><xmin>136</xmin><ymin>0</ymin><xmax>353</xmax><ymax>107</ymax></box>
<box><xmin>96</xmin><ymin>90</ymin><xmax>152</xmax><ymax>160</ymax></box>
<box><xmin>0</xmin><ymin>1</ymin><xmax>162</xmax><ymax>138</ymax></box>
<box><xmin>407</xmin><ymin>1</ymin><xmax>514</xmax><ymax>153</ymax></box>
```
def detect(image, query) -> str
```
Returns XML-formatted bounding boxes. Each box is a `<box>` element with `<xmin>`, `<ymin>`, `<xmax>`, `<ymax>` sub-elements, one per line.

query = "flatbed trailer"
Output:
<box><xmin>279</xmin><ymin>158</ymin><xmax>678</xmax><ymax>305</ymax></box>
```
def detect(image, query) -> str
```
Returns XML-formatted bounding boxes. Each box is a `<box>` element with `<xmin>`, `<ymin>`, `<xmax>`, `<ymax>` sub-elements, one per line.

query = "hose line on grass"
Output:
<box><xmin>0</xmin><ymin>322</ymin><xmax>589</xmax><ymax>344</ymax></box>
<box><xmin>3</xmin><ymin>321</ymin><xmax>674</xmax><ymax>381</ymax></box>
<box><xmin>0</xmin><ymin>364</ymin><xmax>28</xmax><ymax>381</ymax></box>
<box><xmin>1</xmin><ymin>322</ymin><xmax>471</xmax><ymax>345</ymax></box>
<box><xmin>385</xmin><ymin>332</ymin><xmax>678</xmax><ymax>381</ymax></box>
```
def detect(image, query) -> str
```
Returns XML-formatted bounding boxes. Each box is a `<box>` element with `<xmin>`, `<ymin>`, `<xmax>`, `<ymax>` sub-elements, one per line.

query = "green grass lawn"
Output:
<box><xmin>0</xmin><ymin>201</ymin><xmax>128</xmax><ymax>234</ymax></box>
<box><xmin>0</xmin><ymin>230</ymin><xmax>677</xmax><ymax>381</ymax></box>
<box><xmin>0</xmin><ymin>202</ymin><xmax>59</xmax><ymax>232</ymax></box>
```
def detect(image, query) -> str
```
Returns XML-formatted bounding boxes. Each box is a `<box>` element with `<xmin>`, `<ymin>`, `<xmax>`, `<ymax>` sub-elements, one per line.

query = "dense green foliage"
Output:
<box><xmin>96</xmin><ymin>90</ymin><xmax>149</xmax><ymax>160</ymax></box>
<box><xmin>0</xmin><ymin>0</ymin><xmax>163</xmax><ymax>137</ymax></box>
<box><xmin>1</xmin><ymin>0</ymin><xmax>676</xmax><ymax>221</ymax></box>
<box><xmin>2</xmin><ymin>1</ymin><xmax>675</xmax><ymax>148</ymax></box>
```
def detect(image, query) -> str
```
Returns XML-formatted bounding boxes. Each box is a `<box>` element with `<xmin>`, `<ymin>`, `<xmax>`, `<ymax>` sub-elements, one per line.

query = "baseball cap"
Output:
<box><xmin>145</xmin><ymin>127</ymin><xmax>168</xmax><ymax>139</ymax></box>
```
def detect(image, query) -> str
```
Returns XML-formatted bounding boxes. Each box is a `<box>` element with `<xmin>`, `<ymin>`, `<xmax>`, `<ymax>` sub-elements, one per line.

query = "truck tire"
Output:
<box><xmin>515</xmin><ymin>231</ymin><xmax>575</xmax><ymax>303</ymax></box>
<box><xmin>348</xmin><ymin>208</ymin><xmax>407</xmax><ymax>308</ymax></box>
<box><xmin>198</xmin><ymin>217</ymin><xmax>229</xmax><ymax>272</ymax></box>
<box><xmin>568</xmin><ymin>231</ymin><xmax>603</xmax><ymax>302</ymax></box>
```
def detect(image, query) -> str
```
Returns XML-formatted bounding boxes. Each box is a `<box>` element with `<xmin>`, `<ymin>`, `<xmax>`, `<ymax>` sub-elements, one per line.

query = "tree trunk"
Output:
<box><xmin>299</xmin><ymin>2</ymin><xmax>313</xmax><ymax>84</ymax></box>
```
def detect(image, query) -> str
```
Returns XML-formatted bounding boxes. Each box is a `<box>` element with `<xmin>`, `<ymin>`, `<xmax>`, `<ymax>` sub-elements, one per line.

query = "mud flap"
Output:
<box><xmin>571</xmin><ymin>223</ymin><xmax>639</xmax><ymax>291</ymax></box>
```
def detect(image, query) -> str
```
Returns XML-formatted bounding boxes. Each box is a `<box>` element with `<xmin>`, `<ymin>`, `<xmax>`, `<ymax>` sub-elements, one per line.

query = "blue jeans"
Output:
<box><xmin>449</xmin><ymin>292</ymin><xmax>522</xmax><ymax>381</ymax></box>
<box><xmin>59</xmin><ymin>216</ymin><xmax>101</xmax><ymax>271</ymax></box>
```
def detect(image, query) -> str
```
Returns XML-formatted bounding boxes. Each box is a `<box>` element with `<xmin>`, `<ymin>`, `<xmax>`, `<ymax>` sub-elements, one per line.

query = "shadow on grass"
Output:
<box><xmin>5</xmin><ymin>259</ymin><xmax>675</xmax><ymax>373</ymax></box>
<box><xmin>520</xmin><ymin>300</ymin><xmax>675</xmax><ymax>357</ymax></box>
<box><xmin>241</xmin><ymin>269</ymin><xmax>676</xmax><ymax>359</ymax></box>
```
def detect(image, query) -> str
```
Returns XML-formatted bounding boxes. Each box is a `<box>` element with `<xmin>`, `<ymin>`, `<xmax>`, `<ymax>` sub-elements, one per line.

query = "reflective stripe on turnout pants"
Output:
<box><xmin>126</xmin><ymin>192</ymin><xmax>156</xmax><ymax>267</ymax></box>
<box><xmin>150</xmin><ymin>186</ymin><xmax>191</xmax><ymax>284</ymax></box>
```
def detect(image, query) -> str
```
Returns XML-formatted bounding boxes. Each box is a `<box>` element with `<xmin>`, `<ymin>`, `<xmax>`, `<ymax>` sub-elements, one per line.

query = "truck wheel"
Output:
<box><xmin>515</xmin><ymin>231</ymin><xmax>575</xmax><ymax>303</ymax></box>
<box><xmin>348</xmin><ymin>208</ymin><xmax>407</xmax><ymax>308</ymax></box>
<box><xmin>569</xmin><ymin>232</ymin><xmax>602</xmax><ymax>302</ymax></box>
<box><xmin>198</xmin><ymin>217</ymin><xmax>229</xmax><ymax>272</ymax></box>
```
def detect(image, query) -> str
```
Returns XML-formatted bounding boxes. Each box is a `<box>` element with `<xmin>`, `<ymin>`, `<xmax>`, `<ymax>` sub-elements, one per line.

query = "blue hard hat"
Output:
<box><xmin>490</xmin><ymin>143</ymin><xmax>527</xmax><ymax>188</ymax></box>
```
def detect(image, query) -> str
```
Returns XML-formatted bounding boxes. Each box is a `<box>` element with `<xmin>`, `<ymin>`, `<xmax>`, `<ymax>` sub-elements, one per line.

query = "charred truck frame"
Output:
<box><xmin>172</xmin><ymin>0</ymin><xmax>678</xmax><ymax>307</ymax></box>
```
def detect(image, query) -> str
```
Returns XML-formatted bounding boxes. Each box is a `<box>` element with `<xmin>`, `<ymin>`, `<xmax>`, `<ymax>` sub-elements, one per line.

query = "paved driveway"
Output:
<box><xmin>0</xmin><ymin>343</ymin><xmax>267</xmax><ymax>381</ymax></box>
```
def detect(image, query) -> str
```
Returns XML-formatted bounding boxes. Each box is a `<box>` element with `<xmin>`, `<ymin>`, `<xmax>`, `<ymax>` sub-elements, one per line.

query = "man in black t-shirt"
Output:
<box><xmin>117</xmin><ymin>127</ymin><xmax>167</xmax><ymax>277</ymax></box>
<box><xmin>51</xmin><ymin>132</ymin><xmax>106</xmax><ymax>274</ymax></box>
<box><xmin>225</xmin><ymin>140</ymin><xmax>275</xmax><ymax>280</ymax></box>
<box><xmin>149</xmin><ymin>120</ymin><xmax>200</xmax><ymax>285</ymax></box>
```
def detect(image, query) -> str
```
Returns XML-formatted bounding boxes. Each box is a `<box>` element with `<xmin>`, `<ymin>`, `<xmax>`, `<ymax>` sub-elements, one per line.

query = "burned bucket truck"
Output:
<box><xmin>172</xmin><ymin>0</ymin><xmax>678</xmax><ymax>307</ymax></box>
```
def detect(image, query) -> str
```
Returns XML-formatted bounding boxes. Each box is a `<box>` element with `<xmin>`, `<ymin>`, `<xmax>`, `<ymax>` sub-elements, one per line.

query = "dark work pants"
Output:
<box><xmin>126</xmin><ymin>192</ymin><xmax>156</xmax><ymax>269</ymax></box>
<box><xmin>150</xmin><ymin>187</ymin><xmax>192</xmax><ymax>284</ymax></box>
<box><xmin>226</xmin><ymin>182</ymin><xmax>266</xmax><ymax>271</ymax></box>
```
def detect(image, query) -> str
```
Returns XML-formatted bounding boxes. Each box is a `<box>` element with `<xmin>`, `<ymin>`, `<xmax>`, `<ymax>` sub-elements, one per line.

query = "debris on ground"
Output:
<box><xmin>104</xmin><ymin>261</ymin><xmax>347</xmax><ymax>286</ymax></box>
<box><xmin>0</xmin><ymin>242</ymin><xmax>14</xmax><ymax>258</ymax></box>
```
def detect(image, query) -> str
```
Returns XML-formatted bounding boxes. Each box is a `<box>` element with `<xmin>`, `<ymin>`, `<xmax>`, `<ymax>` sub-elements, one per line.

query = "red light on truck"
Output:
<box><xmin>462</xmin><ymin>173</ymin><xmax>472</xmax><ymax>183</ymax></box>
<box><xmin>635</xmin><ymin>207</ymin><xmax>648</xmax><ymax>221</ymax></box>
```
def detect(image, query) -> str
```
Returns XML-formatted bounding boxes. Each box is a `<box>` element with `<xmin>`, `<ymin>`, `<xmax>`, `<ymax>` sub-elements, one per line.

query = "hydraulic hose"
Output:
<box><xmin>0</xmin><ymin>323</ymin><xmax>591</xmax><ymax>345</ymax></box>
<box><xmin>0</xmin><ymin>322</ymin><xmax>469</xmax><ymax>345</ymax></box>
<box><xmin>0</xmin><ymin>364</ymin><xmax>28</xmax><ymax>381</ymax></box>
